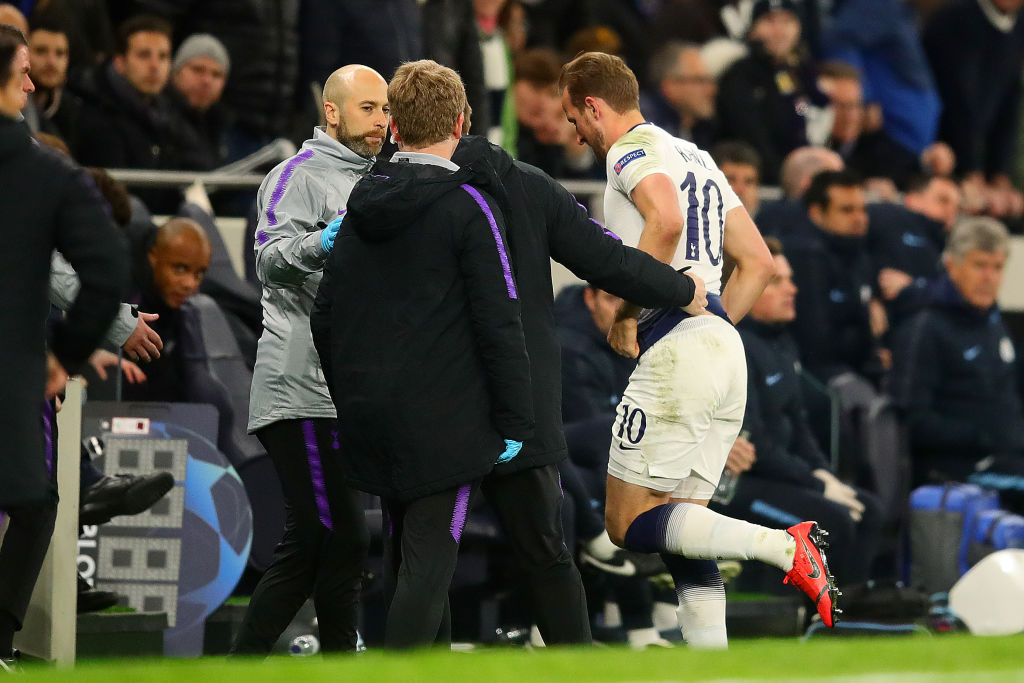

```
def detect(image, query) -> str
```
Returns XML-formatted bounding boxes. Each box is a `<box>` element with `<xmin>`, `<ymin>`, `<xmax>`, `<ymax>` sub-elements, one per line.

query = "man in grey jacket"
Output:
<box><xmin>231</xmin><ymin>64</ymin><xmax>388</xmax><ymax>655</ymax></box>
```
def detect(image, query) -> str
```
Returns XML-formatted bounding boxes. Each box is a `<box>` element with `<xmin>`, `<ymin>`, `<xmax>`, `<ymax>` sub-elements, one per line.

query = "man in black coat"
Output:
<box><xmin>312</xmin><ymin>61</ymin><xmax>534</xmax><ymax>649</ymax></box>
<box><xmin>448</xmin><ymin>134</ymin><xmax>698</xmax><ymax>644</ymax></box>
<box><xmin>868</xmin><ymin>176</ymin><xmax>961</xmax><ymax>329</ymax></box>
<box><xmin>0</xmin><ymin>24</ymin><xmax>127</xmax><ymax>667</ymax></box>
<box><xmin>71</xmin><ymin>15</ymin><xmax>212</xmax><ymax>211</ymax></box>
<box><xmin>782</xmin><ymin>169</ymin><xmax>884</xmax><ymax>384</ymax></box>
<box><xmin>891</xmin><ymin>217</ymin><xmax>1024</xmax><ymax>489</ymax></box>
<box><xmin>715</xmin><ymin>0</ymin><xmax>828</xmax><ymax>184</ymax></box>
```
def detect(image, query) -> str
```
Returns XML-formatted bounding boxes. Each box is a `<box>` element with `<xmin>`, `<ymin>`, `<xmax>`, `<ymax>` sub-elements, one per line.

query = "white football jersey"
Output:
<box><xmin>603</xmin><ymin>123</ymin><xmax>742</xmax><ymax>296</ymax></box>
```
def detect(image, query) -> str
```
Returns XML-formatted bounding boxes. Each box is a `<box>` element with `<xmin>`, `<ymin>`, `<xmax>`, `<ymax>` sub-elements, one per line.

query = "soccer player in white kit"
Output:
<box><xmin>559</xmin><ymin>52</ymin><xmax>840</xmax><ymax>646</ymax></box>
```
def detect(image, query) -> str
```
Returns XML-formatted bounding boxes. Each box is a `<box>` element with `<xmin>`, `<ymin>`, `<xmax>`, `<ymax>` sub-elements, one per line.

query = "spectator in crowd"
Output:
<box><xmin>716</xmin><ymin>0</ymin><xmax>828</xmax><ymax>183</ymax></box>
<box><xmin>422</xmin><ymin>0</ymin><xmax>488</xmax><ymax>143</ymax></box>
<box><xmin>756</xmin><ymin>146</ymin><xmax>844</xmax><ymax>238</ymax></box>
<box><xmin>168</xmin><ymin>33</ymin><xmax>230</xmax><ymax>168</ymax></box>
<box><xmin>0</xmin><ymin>5</ymin><xmax>26</xmax><ymax>35</ymax></box>
<box><xmin>868</xmin><ymin>175</ymin><xmax>962</xmax><ymax>328</ymax></box>
<box><xmin>780</xmin><ymin>146</ymin><xmax>845</xmax><ymax>201</ymax></box>
<box><xmin>820</xmin><ymin>0</ymin><xmax>942</xmax><ymax>166</ymax></box>
<box><xmin>130</xmin><ymin>0</ymin><xmax>300</xmax><ymax>157</ymax></box>
<box><xmin>25</xmin><ymin>16</ymin><xmax>80</xmax><ymax>143</ymax></box>
<box><xmin>924</xmin><ymin>0</ymin><xmax>1024</xmax><ymax>219</ymax></box>
<box><xmin>0</xmin><ymin>22</ymin><xmax>127</xmax><ymax>670</ymax></box>
<box><xmin>891</xmin><ymin>217</ymin><xmax>1024</xmax><ymax>489</ymax></box>
<box><xmin>471</xmin><ymin>0</ymin><xmax>519</xmax><ymax>149</ymax></box>
<box><xmin>27</xmin><ymin>0</ymin><xmax>115</xmax><ymax>75</ymax></box>
<box><xmin>71</xmin><ymin>15</ymin><xmax>213</xmax><ymax>211</ymax></box>
<box><xmin>713</xmin><ymin>140</ymin><xmax>761</xmax><ymax>218</ymax></box>
<box><xmin>783</xmin><ymin>170</ymin><xmax>885</xmax><ymax>383</ymax></box>
<box><xmin>641</xmin><ymin>42</ymin><xmax>717</xmax><ymax>149</ymax></box>
<box><xmin>513</xmin><ymin>48</ymin><xmax>596</xmax><ymax>178</ymax></box>
<box><xmin>718</xmin><ymin>237</ymin><xmax>882</xmax><ymax>585</ymax></box>
<box><xmin>818</xmin><ymin>61</ymin><xmax>930</xmax><ymax>193</ymax></box>
<box><xmin>121</xmin><ymin>217</ymin><xmax>211</xmax><ymax>402</ymax></box>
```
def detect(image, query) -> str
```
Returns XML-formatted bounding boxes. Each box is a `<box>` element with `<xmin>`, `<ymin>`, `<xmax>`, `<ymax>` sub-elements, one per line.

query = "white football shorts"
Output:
<box><xmin>607</xmin><ymin>314</ymin><xmax>747</xmax><ymax>500</ymax></box>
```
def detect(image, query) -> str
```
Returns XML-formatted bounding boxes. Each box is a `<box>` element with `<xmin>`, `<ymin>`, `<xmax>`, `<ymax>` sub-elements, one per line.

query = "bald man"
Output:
<box><xmin>121</xmin><ymin>218</ymin><xmax>211</xmax><ymax>403</ymax></box>
<box><xmin>234</xmin><ymin>64</ymin><xmax>388</xmax><ymax>656</ymax></box>
<box><xmin>0</xmin><ymin>6</ymin><xmax>28</xmax><ymax>35</ymax></box>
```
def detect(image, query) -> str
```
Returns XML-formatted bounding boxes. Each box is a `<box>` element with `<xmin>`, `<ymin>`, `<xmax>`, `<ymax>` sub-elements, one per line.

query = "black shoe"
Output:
<box><xmin>77</xmin><ymin>574</ymin><xmax>121</xmax><ymax>613</ymax></box>
<box><xmin>580</xmin><ymin>547</ymin><xmax>668</xmax><ymax>578</ymax></box>
<box><xmin>0</xmin><ymin>649</ymin><xmax>20</xmax><ymax>673</ymax></box>
<box><xmin>80</xmin><ymin>472</ymin><xmax>175</xmax><ymax>526</ymax></box>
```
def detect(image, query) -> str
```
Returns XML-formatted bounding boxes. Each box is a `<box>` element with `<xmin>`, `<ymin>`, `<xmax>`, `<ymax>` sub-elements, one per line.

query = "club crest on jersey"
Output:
<box><xmin>614</xmin><ymin>149</ymin><xmax>645</xmax><ymax>175</ymax></box>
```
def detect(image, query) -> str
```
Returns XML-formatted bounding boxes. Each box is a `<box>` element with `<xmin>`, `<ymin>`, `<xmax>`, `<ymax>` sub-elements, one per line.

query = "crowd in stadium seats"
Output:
<box><xmin>4</xmin><ymin>0</ymin><xmax>1024</xmax><ymax>649</ymax></box>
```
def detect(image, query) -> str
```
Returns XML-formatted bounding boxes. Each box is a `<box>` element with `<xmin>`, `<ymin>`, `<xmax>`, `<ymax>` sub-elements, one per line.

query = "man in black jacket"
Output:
<box><xmin>312</xmin><ymin>60</ymin><xmax>534</xmax><ymax>650</ymax></box>
<box><xmin>71</xmin><ymin>15</ymin><xmax>211</xmax><ymax>211</ymax></box>
<box><xmin>782</xmin><ymin>169</ymin><xmax>884</xmax><ymax>384</ymax></box>
<box><xmin>891</xmin><ymin>217</ymin><xmax>1024</xmax><ymax>489</ymax></box>
<box><xmin>868</xmin><ymin>176</ymin><xmax>961</xmax><ymax>329</ymax></box>
<box><xmin>723</xmin><ymin>238</ymin><xmax>881</xmax><ymax>584</ymax></box>
<box><xmin>0</xmin><ymin>23</ymin><xmax>127</xmax><ymax>668</ymax></box>
<box><xmin>449</xmin><ymin>138</ymin><xmax>698</xmax><ymax>643</ymax></box>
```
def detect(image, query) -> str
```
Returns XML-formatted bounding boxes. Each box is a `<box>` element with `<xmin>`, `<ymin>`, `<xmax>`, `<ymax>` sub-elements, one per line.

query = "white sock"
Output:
<box><xmin>675</xmin><ymin>571</ymin><xmax>728</xmax><ymax>649</ymax></box>
<box><xmin>664</xmin><ymin>503</ymin><xmax>796</xmax><ymax>572</ymax></box>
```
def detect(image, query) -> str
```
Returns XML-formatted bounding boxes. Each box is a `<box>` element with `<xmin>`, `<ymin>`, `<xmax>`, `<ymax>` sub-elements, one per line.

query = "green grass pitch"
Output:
<box><xmin>21</xmin><ymin>633</ymin><xmax>1024</xmax><ymax>682</ymax></box>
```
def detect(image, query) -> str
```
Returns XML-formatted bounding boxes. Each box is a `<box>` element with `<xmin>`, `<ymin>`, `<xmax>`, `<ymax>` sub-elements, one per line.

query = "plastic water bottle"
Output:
<box><xmin>289</xmin><ymin>634</ymin><xmax>320</xmax><ymax>657</ymax></box>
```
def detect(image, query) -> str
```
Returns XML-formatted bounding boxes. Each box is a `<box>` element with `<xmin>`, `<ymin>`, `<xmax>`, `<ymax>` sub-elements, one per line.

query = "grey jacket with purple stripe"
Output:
<box><xmin>248</xmin><ymin>127</ymin><xmax>374</xmax><ymax>433</ymax></box>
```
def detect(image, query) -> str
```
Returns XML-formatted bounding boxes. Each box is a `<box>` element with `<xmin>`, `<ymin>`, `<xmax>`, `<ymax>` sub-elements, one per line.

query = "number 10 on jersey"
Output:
<box><xmin>680</xmin><ymin>171</ymin><xmax>724</xmax><ymax>266</ymax></box>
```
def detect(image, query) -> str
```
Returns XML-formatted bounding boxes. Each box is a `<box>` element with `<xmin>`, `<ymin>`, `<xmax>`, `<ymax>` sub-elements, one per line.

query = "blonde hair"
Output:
<box><xmin>389</xmin><ymin>60</ymin><xmax>467</xmax><ymax>148</ymax></box>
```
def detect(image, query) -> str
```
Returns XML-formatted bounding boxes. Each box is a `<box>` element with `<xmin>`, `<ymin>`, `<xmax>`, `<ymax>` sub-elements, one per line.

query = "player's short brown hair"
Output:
<box><xmin>389</xmin><ymin>59</ymin><xmax>467</xmax><ymax>148</ymax></box>
<box><xmin>764</xmin><ymin>236</ymin><xmax>784</xmax><ymax>258</ymax></box>
<box><xmin>559</xmin><ymin>51</ymin><xmax>639</xmax><ymax>114</ymax></box>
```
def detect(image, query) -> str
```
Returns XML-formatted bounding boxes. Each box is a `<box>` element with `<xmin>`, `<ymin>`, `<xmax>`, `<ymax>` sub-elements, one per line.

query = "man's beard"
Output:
<box><xmin>335</xmin><ymin>121</ymin><xmax>384</xmax><ymax>158</ymax></box>
<box><xmin>588</xmin><ymin>128</ymin><xmax>609</xmax><ymax>163</ymax></box>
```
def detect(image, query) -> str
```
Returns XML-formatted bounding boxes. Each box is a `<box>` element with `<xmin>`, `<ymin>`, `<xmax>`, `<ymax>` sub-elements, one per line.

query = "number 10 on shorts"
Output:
<box><xmin>615</xmin><ymin>403</ymin><xmax>647</xmax><ymax>446</ymax></box>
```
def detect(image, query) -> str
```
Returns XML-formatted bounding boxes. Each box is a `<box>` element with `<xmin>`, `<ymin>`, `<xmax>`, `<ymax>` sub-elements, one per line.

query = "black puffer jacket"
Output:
<box><xmin>0</xmin><ymin>117</ymin><xmax>127</xmax><ymax>507</ymax></box>
<box><xmin>311</xmin><ymin>158</ymin><xmax>533</xmax><ymax>501</ymax></box>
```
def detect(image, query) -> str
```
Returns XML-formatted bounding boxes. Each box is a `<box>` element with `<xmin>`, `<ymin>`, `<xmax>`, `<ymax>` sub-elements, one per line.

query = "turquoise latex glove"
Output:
<box><xmin>496</xmin><ymin>439</ymin><xmax>523</xmax><ymax>464</ymax></box>
<box><xmin>320</xmin><ymin>212</ymin><xmax>346</xmax><ymax>252</ymax></box>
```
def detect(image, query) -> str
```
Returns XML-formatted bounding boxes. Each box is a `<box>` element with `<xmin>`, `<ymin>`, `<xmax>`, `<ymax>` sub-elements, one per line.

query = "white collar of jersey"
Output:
<box><xmin>391</xmin><ymin>151</ymin><xmax>460</xmax><ymax>172</ymax></box>
<box><xmin>977</xmin><ymin>0</ymin><xmax>1018</xmax><ymax>32</ymax></box>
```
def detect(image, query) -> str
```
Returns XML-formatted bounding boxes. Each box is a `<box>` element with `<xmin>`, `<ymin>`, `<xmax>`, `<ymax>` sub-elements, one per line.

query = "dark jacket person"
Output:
<box><xmin>0</xmin><ymin>24</ymin><xmax>126</xmax><ymax>664</ymax></box>
<box><xmin>311</xmin><ymin>60</ymin><xmax>531</xmax><ymax>650</ymax></box>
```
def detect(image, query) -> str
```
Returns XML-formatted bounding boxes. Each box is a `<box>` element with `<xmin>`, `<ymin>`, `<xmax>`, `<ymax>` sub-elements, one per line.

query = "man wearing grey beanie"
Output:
<box><xmin>170</xmin><ymin>33</ymin><xmax>230</xmax><ymax>165</ymax></box>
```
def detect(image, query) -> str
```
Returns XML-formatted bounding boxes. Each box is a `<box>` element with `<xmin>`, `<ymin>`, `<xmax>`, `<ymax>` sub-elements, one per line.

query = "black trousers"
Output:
<box><xmin>0</xmin><ymin>402</ymin><xmax>58</xmax><ymax>638</ymax></box>
<box><xmin>232</xmin><ymin>419</ymin><xmax>368</xmax><ymax>655</ymax></box>
<box><xmin>381</xmin><ymin>482</ymin><xmax>479</xmax><ymax>649</ymax></box>
<box><xmin>713</xmin><ymin>474</ymin><xmax>883</xmax><ymax>585</ymax></box>
<box><xmin>482</xmin><ymin>463</ymin><xmax>592</xmax><ymax>645</ymax></box>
